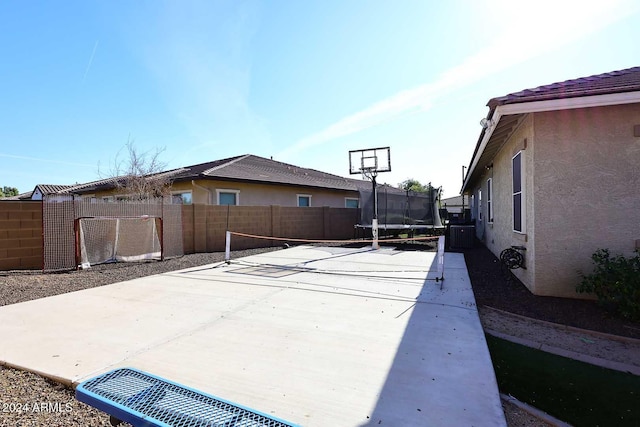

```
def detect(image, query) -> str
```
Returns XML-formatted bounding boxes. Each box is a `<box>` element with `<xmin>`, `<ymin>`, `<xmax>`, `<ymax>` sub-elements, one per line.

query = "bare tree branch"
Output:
<box><xmin>100</xmin><ymin>138</ymin><xmax>172</xmax><ymax>200</ymax></box>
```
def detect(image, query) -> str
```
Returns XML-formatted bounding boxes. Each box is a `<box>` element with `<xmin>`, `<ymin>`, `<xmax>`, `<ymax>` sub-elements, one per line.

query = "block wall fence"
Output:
<box><xmin>0</xmin><ymin>202</ymin><xmax>360</xmax><ymax>270</ymax></box>
<box><xmin>181</xmin><ymin>205</ymin><xmax>360</xmax><ymax>253</ymax></box>
<box><xmin>0</xmin><ymin>201</ymin><xmax>43</xmax><ymax>270</ymax></box>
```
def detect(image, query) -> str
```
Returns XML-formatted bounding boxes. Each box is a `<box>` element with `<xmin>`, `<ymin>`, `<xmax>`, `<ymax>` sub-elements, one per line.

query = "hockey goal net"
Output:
<box><xmin>75</xmin><ymin>216</ymin><xmax>163</xmax><ymax>268</ymax></box>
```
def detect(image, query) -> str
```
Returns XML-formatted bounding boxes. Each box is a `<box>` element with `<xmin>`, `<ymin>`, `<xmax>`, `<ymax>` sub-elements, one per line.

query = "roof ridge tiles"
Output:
<box><xmin>489</xmin><ymin>66</ymin><xmax>640</xmax><ymax>107</ymax></box>
<box><xmin>202</xmin><ymin>154</ymin><xmax>251</xmax><ymax>175</ymax></box>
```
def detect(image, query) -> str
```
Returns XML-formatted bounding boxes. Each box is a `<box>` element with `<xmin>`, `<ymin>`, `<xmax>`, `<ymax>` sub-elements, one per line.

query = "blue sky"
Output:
<box><xmin>1</xmin><ymin>0</ymin><xmax>639</xmax><ymax>198</ymax></box>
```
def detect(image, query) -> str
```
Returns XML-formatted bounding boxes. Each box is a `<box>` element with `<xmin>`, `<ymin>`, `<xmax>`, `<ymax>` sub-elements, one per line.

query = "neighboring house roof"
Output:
<box><xmin>167</xmin><ymin>154</ymin><xmax>367</xmax><ymax>191</ymax></box>
<box><xmin>441</xmin><ymin>195</ymin><xmax>469</xmax><ymax>207</ymax></box>
<box><xmin>0</xmin><ymin>192</ymin><xmax>32</xmax><ymax>200</ymax></box>
<box><xmin>0</xmin><ymin>191</ymin><xmax>32</xmax><ymax>201</ymax></box>
<box><xmin>0</xmin><ymin>185</ymin><xmax>73</xmax><ymax>201</ymax></box>
<box><xmin>462</xmin><ymin>66</ymin><xmax>640</xmax><ymax>192</ymax></box>
<box><xmin>26</xmin><ymin>154</ymin><xmax>376</xmax><ymax>197</ymax></box>
<box><xmin>35</xmin><ymin>184</ymin><xmax>75</xmax><ymax>195</ymax></box>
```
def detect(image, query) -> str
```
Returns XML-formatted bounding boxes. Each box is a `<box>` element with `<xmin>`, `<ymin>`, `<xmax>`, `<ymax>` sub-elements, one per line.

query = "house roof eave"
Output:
<box><xmin>493</xmin><ymin>90</ymin><xmax>640</xmax><ymax>114</ymax></box>
<box><xmin>462</xmin><ymin>90</ymin><xmax>640</xmax><ymax>193</ymax></box>
<box><xmin>179</xmin><ymin>175</ymin><xmax>364</xmax><ymax>193</ymax></box>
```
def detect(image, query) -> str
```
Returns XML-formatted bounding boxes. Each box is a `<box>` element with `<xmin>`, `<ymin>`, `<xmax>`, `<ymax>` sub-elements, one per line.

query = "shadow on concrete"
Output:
<box><xmin>359</xmin><ymin>254</ymin><xmax>506</xmax><ymax>426</ymax></box>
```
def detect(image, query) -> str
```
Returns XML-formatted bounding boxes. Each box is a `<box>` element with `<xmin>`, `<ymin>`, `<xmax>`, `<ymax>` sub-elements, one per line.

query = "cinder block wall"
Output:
<box><xmin>0</xmin><ymin>201</ymin><xmax>43</xmax><ymax>270</ymax></box>
<box><xmin>184</xmin><ymin>205</ymin><xmax>359</xmax><ymax>253</ymax></box>
<box><xmin>0</xmin><ymin>202</ymin><xmax>359</xmax><ymax>270</ymax></box>
<box><xmin>181</xmin><ymin>204</ymin><xmax>195</xmax><ymax>254</ymax></box>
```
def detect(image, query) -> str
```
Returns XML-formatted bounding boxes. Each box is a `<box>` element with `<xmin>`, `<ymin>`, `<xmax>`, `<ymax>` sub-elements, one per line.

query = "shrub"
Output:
<box><xmin>577</xmin><ymin>249</ymin><xmax>640</xmax><ymax>321</ymax></box>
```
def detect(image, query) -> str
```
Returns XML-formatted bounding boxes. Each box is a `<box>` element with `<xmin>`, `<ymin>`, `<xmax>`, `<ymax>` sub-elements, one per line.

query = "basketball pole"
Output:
<box><xmin>348</xmin><ymin>146</ymin><xmax>390</xmax><ymax>251</ymax></box>
<box><xmin>371</xmin><ymin>174</ymin><xmax>379</xmax><ymax>250</ymax></box>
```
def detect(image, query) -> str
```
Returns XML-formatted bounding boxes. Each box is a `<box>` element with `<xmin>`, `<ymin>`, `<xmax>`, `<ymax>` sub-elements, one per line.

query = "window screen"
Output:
<box><xmin>345</xmin><ymin>198</ymin><xmax>359</xmax><ymax>208</ymax></box>
<box><xmin>512</xmin><ymin>152</ymin><xmax>523</xmax><ymax>232</ymax></box>
<box><xmin>219</xmin><ymin>192</ymin><xmax>237</xmax><ymax>206</ymax></box>
<box><xmin>298</xmin><ymin>195</ymin><xmax>310</xmax><ymax>207</ymax></box>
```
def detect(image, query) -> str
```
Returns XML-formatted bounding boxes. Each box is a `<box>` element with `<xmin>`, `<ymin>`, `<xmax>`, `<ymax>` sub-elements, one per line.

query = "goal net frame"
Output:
<box><xmin>74</xmin><ymin>215</ymin><xmax>164</xmax><ymax>269</ymax></box>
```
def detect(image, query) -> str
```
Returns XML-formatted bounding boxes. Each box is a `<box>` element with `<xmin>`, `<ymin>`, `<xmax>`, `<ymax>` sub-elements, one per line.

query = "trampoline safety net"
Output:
<box><xmin>359</xmin><ymin>185</ymin><xmax>442</xmax><ymax>226</ymax></box>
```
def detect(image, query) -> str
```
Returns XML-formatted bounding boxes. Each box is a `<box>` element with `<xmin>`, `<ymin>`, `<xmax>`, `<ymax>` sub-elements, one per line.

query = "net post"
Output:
<box><xmin>74</xmin><ymin>218</ymin><xmax>80</xmax><ymax>270</ymax></box>
<box><xmin>225</xmin><ymin>231</ymin><xmax>231</xmax><ymax>264</ymax></box>
<box><xmin>371</xmin><ymin>219</ymin><xmax>379</xmax><ymax>250</ymax></box>
<box><xmin>157</xmin><ymin>217</ymin><xmax>164</xmax><ymax>262</ymax></box>
<box><xmin>436</xmin><ymin>235</ymin><xmax>445</xmax><ymax>287</ymax></box>
<box><xmin>371</xmin><ymin>175</ymin><xmax>379</xmax><ymax>250</ymax></box>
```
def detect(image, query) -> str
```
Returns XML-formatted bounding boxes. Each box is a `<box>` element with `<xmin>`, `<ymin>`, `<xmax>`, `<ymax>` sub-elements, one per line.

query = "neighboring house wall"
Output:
<box><xmin>184</xmin><ymin>180</ymin><xmax>359</xmax><ymax>207</ymax></box>
<box><xmin>31</xmin><ymin>188</ymin><xmax>43</xmax><ymax>201</ymax></box>
<box><xmin>87</xmin><ymin>180</ymin><xmax>359</xmax><ymax>208</ymax></box>
<box><xmin>533</xmin><ymin>103</ymin><xmax>640</xmax><ymax>297</ymax></box>
<box><xmin>441</xmin><ymin>195</ymin><xmax>468</xmax><ymax>213</ymax></box>
<box><xmin>471</xmin><ymin>114</ymin><xmax>536</xmax><ymax>293</ymax></box>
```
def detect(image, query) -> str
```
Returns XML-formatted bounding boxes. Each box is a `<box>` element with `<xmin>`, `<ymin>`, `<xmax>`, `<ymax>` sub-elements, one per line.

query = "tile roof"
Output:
<box><xmin>462</xmin><ymin>66</ymin><xmax>640</xmax><ymax>193</ymax></box>
<box><xmin>488</xmin><ymin>66</ymin><xmax>640</xmax><ymax>107</ymax></box>
<box><xmin>45</xmin><ymin>154</ymin><xmax>373</xmax><ymax>195</ymax></box>
<box><xmin>188</xmin><ymin>154</ymin><xmax>368</xmax><ymax>191</ymax></box>
<box><xmin>0</xmin><ymin>191</ymin><xmax>32</xmax><ymax>200</ymax></box>
<box><xmin>35</xmin><ymin>184</ymin><xmax>75</xmax><ymax>194</ymax></box>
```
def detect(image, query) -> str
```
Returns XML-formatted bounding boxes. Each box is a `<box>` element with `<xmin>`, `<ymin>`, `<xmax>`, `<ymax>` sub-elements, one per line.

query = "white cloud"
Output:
<box><xmin>81</xmin><ymin>40</ymin><xmax>99</xmax><ymax>85</ymax></box>
<box><xmin>0</xmin><ymin>153</ymin><xmax>96</xmax><ymax>168</ymax></box>
<box><xmin>278</xmin><ymin>0</ymin><xmax>638</xmax><ymax>161</ymax></box>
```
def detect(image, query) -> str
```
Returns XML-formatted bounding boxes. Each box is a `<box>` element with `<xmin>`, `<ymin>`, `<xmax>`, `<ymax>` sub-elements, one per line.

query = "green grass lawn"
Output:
<box><xmin>486</xmin><ymin>334</ymin><xmax>639</xmax><ymax>426</ymax></box>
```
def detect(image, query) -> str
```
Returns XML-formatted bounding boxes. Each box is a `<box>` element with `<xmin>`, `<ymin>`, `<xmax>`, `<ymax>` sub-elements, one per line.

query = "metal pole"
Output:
<box><xmin>371</xmin><ymin>175</ymin><xmax>379</xmax><ymax>249</ymax></box>
<box><xmin>461</xmin><ymin>165</ymin><xmax>467</xmax><ymax>223</ymax></box>
<box><xmin>225</xmin><ymin>230</ymin><xmax>231</xmax><ymax>263</ymax></box>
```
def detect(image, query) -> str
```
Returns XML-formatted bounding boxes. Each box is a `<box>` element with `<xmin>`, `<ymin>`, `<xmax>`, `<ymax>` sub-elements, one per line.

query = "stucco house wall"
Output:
<box><xmin>471</xmin><ymin>114</ymin><xmax>536</xmax><ymax>292</ymax></box>
<box><xmin>173</xmin><ymin>180</ymin><xmax>359</xmax><ymax>208</ymax></box>
<box><xmin>470</xmin><ymin>103</ymin><xmax>640</xmax><ymax>298</ymax></box>
<box><xmin>463</xmin><ymin>67</ymin><xmax>640</xmax><ymax>298</ymax></box>
<box><xmin>533</xmin><ymin>103</ymin><xmax>640</xmax><ymax>296</ymax></box>
<box><xmin>88</xmin><ymin>180</ymin><xmax>359</xmax><ymax>208</ymax></box>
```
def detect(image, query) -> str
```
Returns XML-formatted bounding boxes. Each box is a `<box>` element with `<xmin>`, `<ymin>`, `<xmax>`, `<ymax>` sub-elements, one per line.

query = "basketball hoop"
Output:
<box><xmin>348</xmin><ymin>147</ymin><xmax>391</xmax><ymax>250</ymax></box>
<box><xmin>361</xmin><ymin>167</ymin><xmax>378</xmax><ymax>181</ymax></box>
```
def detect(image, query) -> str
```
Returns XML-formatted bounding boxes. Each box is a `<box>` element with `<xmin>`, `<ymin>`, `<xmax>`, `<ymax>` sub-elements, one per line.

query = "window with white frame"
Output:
<box><xmin>217</xmin><ymin>189</ymin><xmax>239</xmax><ymax>206</ymax></box>
<box><xmin>345</xmin><ymin>198</ymin><xmax>359</xmax><ymax>208</ymax></box>
<box><xmin>512</xmin><ymin>151</ymin><xmax>524</xmax><ymax>232</ymax></box>
<box><xmin>487</xmin><ymin>178</ymin><xmax>493</xmax><ymax>223</ymax></box>
<box><xmin>297</xmin><ymin>194</ymin><xmax>311</xmax><ymax>207</ymax></box>
<box><xmin>478</xmin><ymin>189</ymin><xmax>482</xmax><ymax>221</ymax></box>
<box><xmin>171</xmin><ymin>191</ymin><xmax>192</xmax><ymax>205</ymax></box>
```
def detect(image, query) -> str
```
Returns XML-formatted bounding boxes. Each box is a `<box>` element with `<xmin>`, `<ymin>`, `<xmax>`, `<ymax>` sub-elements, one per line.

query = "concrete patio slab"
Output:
<box><xmin>0</xmin><ymin>246</ymin><xmax>506</xmax><ymax>426</ymax></box>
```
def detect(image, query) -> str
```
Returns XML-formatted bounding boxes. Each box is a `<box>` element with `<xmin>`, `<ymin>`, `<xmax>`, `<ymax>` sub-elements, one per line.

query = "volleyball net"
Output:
<box><xmin>223</xmin><ymin>231</ymin><xmax>445</xmax><ymax>283</ymax></box>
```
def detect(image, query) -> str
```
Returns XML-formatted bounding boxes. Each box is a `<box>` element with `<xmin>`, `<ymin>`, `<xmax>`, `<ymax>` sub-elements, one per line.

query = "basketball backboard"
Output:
<box><xmin>348</xmin><ymin>146</ymin><xmax>391</xmax><ymax>177</ymax></box>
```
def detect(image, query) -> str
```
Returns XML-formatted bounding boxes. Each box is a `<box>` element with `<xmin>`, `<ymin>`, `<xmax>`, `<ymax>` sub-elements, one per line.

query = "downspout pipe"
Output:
<box><xmin>191</xmin><ymin>180</ymin><xmax>213</xmax><ymax>204</ymax></box>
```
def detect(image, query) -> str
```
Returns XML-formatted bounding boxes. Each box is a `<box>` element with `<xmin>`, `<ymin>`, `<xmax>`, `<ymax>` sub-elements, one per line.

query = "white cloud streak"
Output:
<box><xmin>0</xmin><ymin>153</ymin><xmax>96</xmax><ymax>168</ymax></box>
<box><xmin>278</xmin><ymin>0</ymin><xmax>638</xmax><ymax>160</ymax></box>
<box><xmin>81</xmin><ymin>40</ymin><xmax>99</xmax><ymax>85</ymax></box>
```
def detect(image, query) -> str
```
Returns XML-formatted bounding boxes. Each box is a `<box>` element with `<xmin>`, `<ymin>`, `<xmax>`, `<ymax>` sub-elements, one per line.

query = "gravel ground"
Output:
<box><xmin>501</xmin><ymin>399</ymin><xmax>553</xmax><ymax>427</ymax></box>
<box><xmin>0</xmin><ymin>244</ymin><xmax>577</xmax><ymax>426</ymax></box>
<box><xmin>480</xmin><ymin>306</ymin><xmax>640</xmax><ymax>369</ymax></box>
<box><xmin>0</xmin><ymin>248</ymin><xmax>277</xmax><ymax>427</ymax></box>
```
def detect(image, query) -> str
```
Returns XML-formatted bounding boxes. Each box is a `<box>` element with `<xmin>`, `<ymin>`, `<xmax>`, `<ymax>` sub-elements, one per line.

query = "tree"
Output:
<box><xmin>400</xmin><ymin>179</ymin><xmax>442</xmax><ymax>206</ymax></box>
<box><xmin>399</xmin><ymin>179</ymin><xmax>430</xmax><ymax>193</ymax></box>
<box><xmin>101</xmin><ymin>139</ymin><xmax>171</xmax><ymax>200</ymax></box>
<box><xmin>0</xmin><ymin>186</ymin><xmax>19</xmax><ymax>198</ymax></box>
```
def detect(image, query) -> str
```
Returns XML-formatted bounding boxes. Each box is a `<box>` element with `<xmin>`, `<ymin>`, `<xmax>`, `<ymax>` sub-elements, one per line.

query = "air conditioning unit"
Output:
<box><xmin>450</xmin><ymin>225</ymin><xmax>475</xmax><ymax>248</ymax></box>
